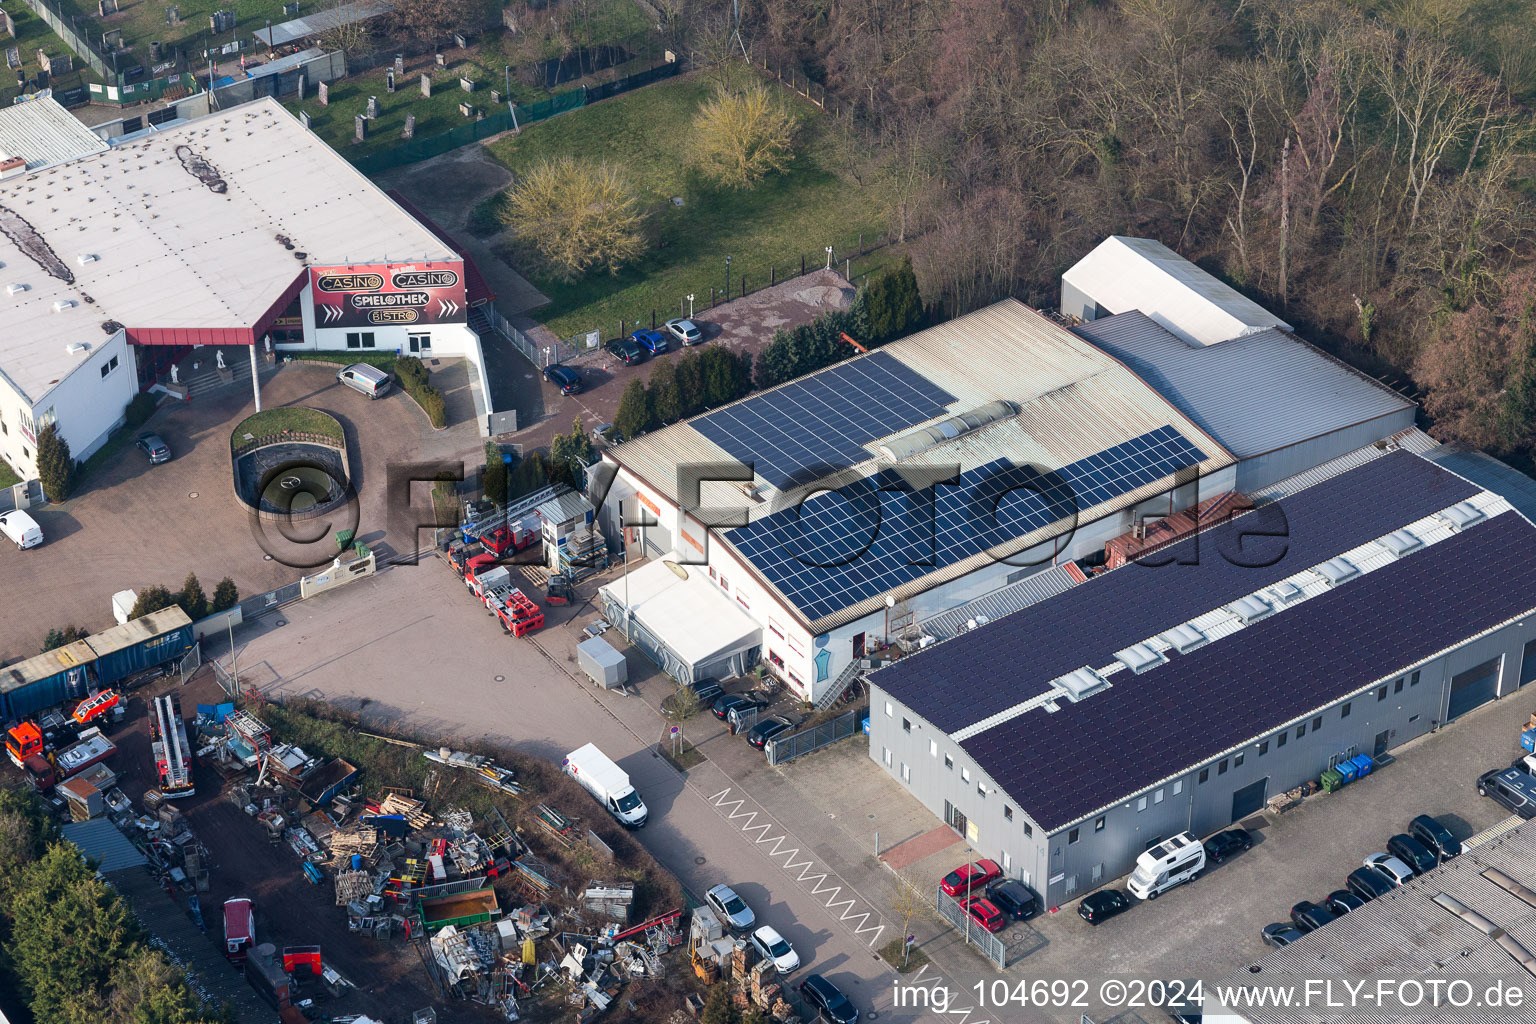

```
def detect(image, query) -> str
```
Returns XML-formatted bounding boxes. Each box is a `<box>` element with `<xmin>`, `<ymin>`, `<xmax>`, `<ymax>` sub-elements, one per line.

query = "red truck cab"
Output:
<box><xmin>6</xmin><ymin>722</ymin><xmax>43</xmax><ymax>768</ymax></box>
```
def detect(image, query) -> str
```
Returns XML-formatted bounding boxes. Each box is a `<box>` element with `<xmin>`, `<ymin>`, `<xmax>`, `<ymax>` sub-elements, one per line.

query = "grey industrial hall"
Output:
<box><xmin>868</xmin><ymin>447</ymin><xmax>1536</xmax><ymax>910</ymax></box>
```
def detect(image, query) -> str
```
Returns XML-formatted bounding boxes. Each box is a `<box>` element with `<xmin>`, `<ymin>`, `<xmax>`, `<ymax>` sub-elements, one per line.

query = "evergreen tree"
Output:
<box><xmin>613</xmin><ymin>377</ymin><xmax>654</xmax><ymax>441</ymax></box>
<box><xmin>482</xmin><ymin>441</ymin><xmax>509</xmax><ymax>506</ymax></box>
<box><xmin>648</xmin><ymin>358</ymin><xmax>684</xmax><ymax>424</ymax></box>
<box><xmin>129</xmin><ymin>585</ymin><xmax>175</xmax><ymax>620</ymax></box>
<box><xmin>212</xmin><ymin>577</ymin><xmax>239</xmax><ymax>613</ymax></box>
<box><xmin>41</xmin><ymin>625</ymin><xmax>88</xmax><ymax>653</ymax></box>
<box><xmin>177</xmin><ymin>573</ymin><xmax>208</xmax><ymax>621</ymax></box>
<box><xmin>35</xmin><ymin>423</ymin><xmax>72</xmax><ymax>503</ymax></box>
<box><xmin>699</xmin><ymin>985</ymin><xmax>739</xmax><ymax>1024</ymax></box>
<box><xmin>509</xmin><ymin>450</ymin><xmax>552</xmax><ymax>500</ymax></box>
<box><xmin>675</xmin><ymin>349</ymin><xmax>707</xmax><ymax>417</ymax></box>
<box><xmin>863</xmin><ymin>256</ymin><xmax>924</xmax><ymax>343</ymax></box>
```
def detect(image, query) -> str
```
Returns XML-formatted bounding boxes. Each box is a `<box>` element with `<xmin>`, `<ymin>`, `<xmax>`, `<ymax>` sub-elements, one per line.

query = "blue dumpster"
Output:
<box><xmin>1350</xmin><ymin>754</ymin><xmax>1375</xmax><ymax>777</ymax></box>
<box><xmin>1335</xmin><ymin>759</ymin><xmax>1359</xmax><ymax>784</ymax></box>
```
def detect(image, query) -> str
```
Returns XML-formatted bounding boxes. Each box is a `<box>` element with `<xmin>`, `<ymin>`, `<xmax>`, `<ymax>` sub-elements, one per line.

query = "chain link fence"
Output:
<box><xmin>19</xmin><ymin>0</ymin><xmax>117</xmax><ymax>84</ymax></box>
<box><xmin>935</xmin><ymin>886</ymin><xmax>1009</xmax><ymax>968</ymax></box>
<box><xmin>352</xmin><ymin>60</ymin><xmax>680</xmax><ymax>175</ymax></box>
<box><xmin>765</xmin><ymin>705</ymin><xmax>868</xmax><ymax>766</ymax></box>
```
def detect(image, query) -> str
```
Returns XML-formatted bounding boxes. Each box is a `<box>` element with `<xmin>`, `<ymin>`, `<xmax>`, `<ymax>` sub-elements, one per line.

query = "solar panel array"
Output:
<box><xmin>964</xmin><ymin>511</ymin><xmax>1536</xmax><ymax>830</ymax></box>
<box><xmin>693</xmin><ymin>352</ymin><xmax>956</xmax><ymax>490</ymax></box>
<box><xmin>729</xmin><ymin>426</ymin><xmax>1207</xmax><ymax>622</ymax></box>
<box><xmin>873</xmin><ymin>450</ymin><xmax>1481</xmax><ymax>733</ymax></box>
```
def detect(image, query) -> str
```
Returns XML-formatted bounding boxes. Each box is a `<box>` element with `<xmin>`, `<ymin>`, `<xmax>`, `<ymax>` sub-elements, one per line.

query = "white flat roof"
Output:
<box><xmin>1064</xmin><ymin>236</ymin><xmax>1292</xmax><ymax>346</ymax></box>
<box><xmin>600</xmin><ymin>556</ymin><xmax>762</xmax><ymax>666</ymax></box>
<box><xmin>0</xmin><ymin>95</ymin><xmax>108</xmax><ymax>170</ymax></box>
<box><xmin>0</xmin><ymin>98</ymin><xmax>453</xmax><ymax>403</ymax></box>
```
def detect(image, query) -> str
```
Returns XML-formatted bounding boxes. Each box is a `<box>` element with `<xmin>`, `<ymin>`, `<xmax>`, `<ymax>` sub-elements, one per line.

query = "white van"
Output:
<box><xmin>337</xmin><ymin>363</ymin><xmax>392</xmax><ymax>399</ymax></box>
<box><xmin>0</xmin><ymin>509</ymin><xmax>43</xmax><ymax>549</ymax></box>
<box><xmin>1127</xmin><ymin>831</ymin><xmax>1205</xmax><ymax>900</ymax></box>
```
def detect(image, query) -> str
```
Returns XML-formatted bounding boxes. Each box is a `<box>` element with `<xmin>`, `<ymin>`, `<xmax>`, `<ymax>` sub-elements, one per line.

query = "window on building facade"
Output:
<box><xmin>708</xmin><ymin>567</ymin><xmax>716</xmax><ymax>579</ymax></box>
<box><xmin>929</xmin><ymin>740</ymin><xmax>938</xmax><ymax>757</ymax></box>
<box><xmin>1258</xmin><ymin>740</ymin><xmax>1269</xmax><ymax>755</ymax></box>
<box><xmin>1278</xmin><ymin>730</ymin><xmax>1287</xmax><ymax>747</ymax></box>
<box><xmin>768</xmin><ymin>650</ymin><xmax>784</xmax><ymax>669</ymax></box>
<box><xmin>1095</xmin><ymin>816</ymin><xmax>1105</xmax><ymax>831</ymax></box>
<box><xmin>1199</xmin><ymin>768</ymin><xmax>1209</xmax><ymax>783</ymax></box>
<box><xmin>882</xmin><ymin>747</ymin><xmax>891</xmax><ymax>767</ymax></box>
<box><xmin>902</xmin><ymin>763</ymin><xmax>911</xmax><ymax>783</ymax></box>
<box><xmin>719</xmin><ymin>575</ymin><xmax>729</xmax><ymax>590</ymax></box>
<box><xmin>1377</xmin><ymin>686</ymin><xmax>1387</xmax><ymax>700</ymax></box>
<box><xmin>1173</xmin><ymin>781</ymin><xmax>1182</xmax><ymax>795</ymax></box>
<box><xmin>1004</xmin><ymin>805</ymin><xmax>1013</xmax><ymax>821</ymax></box>
<box><xmin>344</xmin><ymin>332</ymin><xmax>376</xmax><ymax>349</ymax></box>
<box><xmin>1409</xmin><ymin>714</ymin><xmax>1420</xmax><ymax>723</ymax></box>
<box><xmin>100</xmin><ymin>355</ymin><xmax>119</xmax><ymax>378</ymax></box>
<box><xmin>768</xmin><ymin>620</ymin><xmax>785</xmax><ymax>639</ymax></box>
<box><xmin>1023</xmin><ymin>821</ymin><xmax>1032</xmax><ymax>837</ymax></box>
<box><xmin>902</xmin><ymin>718</ymin><xmax>911</xmax><ymax>733</ymax></box>
<box><xmin>1312</xmin><ymin>716</ymin><xmax>1322</xmax><ymax>731</ymax></box>
<box><xmin>1154</xmin><ymin>788</ymin><xmax>1164</xmax><ymax>804</ymax></box>
<box><xmin>737</xmin><ymin>593</ymin><xmax>750</xmax><ymax>610</ymax></box>
<box><xmin>1341</xmin><ymin>702</ymin><xmax>1351</xmax><ymax>718</ymax></box>
<box><xmin>977</xmin><ymin>784</ymin><xmax>985</xmax><ymax>798</ymax></box>
<box><xmin>1235</xmin><ymin>753</ymin><xmax>1244</xmax><ymax>768</ymax></box>
<box><xmin>1411</xmin><ymin>671</ymin><xmax>1421</xmax><ymax>686</ymax></box>
<box><xmin>1068</xmin><ymin>828</ymin><xmax>1079</xmax><ymax>844</ymax></box>
<box><xmin>884</xmin><ymin>702</ymin><xmax>892</xmax><ymax>717</ymax></box>
<box><xmin>1296</xmin><ymin>724</ymin><xmax>1305</xmax><ymax>739</ymax></box>
<box><xmin>1218</xmin><ymin>759</ymin><xmax>1228</xmax><ymax>775</ymax></box>
<box><xmin>1135</xmin><ymin>797</ymin><xmax>1146</xmax><ymax>811</ymax></box>
<box><xmin>961</xmin><ymin>768</ymin><xmax>971</xmax><ymax>783</ymax></box>
<box><xmin>944</xmin><ymin>754</ymin><xmax>953</xmax><ymax>770</ymax></box>
<box><xmin>787</xmin><ymin>670</ymin><xmax>802</xmax><ymax>688</ymax></box>
<box><xmin>1394</xmin><ymin>678</ymin><xmax>1404</xmax><ymax>693</ymax></box>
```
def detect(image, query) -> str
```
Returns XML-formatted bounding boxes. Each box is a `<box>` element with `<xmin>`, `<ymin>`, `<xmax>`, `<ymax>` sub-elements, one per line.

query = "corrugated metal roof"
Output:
<box><xmin>0</xmin><ymin>95</ymin><xmax>108</xmax><ymax>170</ymax></box>
<box><xmin>535</xmin><ymin>488</ymin><xmax>593</xmax><ymax>525</ymax></box>
<box><xmin>1215</xmin><ymin>821</ymin><xmax>1536</xmax><ymax>1024</ymax></box>
<box><xmin>607</xmin><ymin>299</ymin><xmax>1234</xmax><ymax>631</ymax></box>
<box><xmin>1421</xmin><ymin>446</ymin><xmax>1536</xmax><ymax>525</ymax></box>
<box><xmin>85</xmin><ymin>607</ymin><xmax>192</xmax><ymax>657</ymax></box>
<box><xmin>62</xmin><ymin>819</ymin><xmax>149</xmax><ymax>874</ymax></box>
<box><xmin>917</xmin><ymin>565</ymin><xmax>1082</xmax><ymax>642</ymax></box>
<box><xmin>1075</xmin><ymin>311</ymin><xmax>1414</xmax><ymax>459</ymax></box>
<box><xmin>1063</xmin><ymin>236</ymin><xmax>1292</xmax><ymax>346</ymax></box>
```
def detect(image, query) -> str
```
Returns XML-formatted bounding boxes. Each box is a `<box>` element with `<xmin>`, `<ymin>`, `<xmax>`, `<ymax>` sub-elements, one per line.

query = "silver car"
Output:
<box><xmin>665</xmin><ymin>318</ymin><xmax>703</xmax><ymax>345</ymax></box>
<box><xmin>1362</xmin><ymin>852</ymin><xmax>1414</xmax><ymax>887</ymax></box>
<box><xmin>704</xmin><ymin>883</ymin><xmax>755</xmax><ymax>931</ymax></box>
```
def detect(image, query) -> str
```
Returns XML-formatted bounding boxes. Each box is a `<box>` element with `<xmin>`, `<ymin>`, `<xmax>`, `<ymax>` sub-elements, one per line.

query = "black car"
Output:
<box><xmin>543</xmin><ymin>364</ymin><xmax>584</xmax><ymax>395</ymax></box>
<box><xmin>1345</xmin><ymin>866</ymin><xmax>1396</xmax><ymax>902</ymax></box>
<box><xmin>1202</xmin><ymin>828</ymin><xmax>1253</xmax><ymax>863</ymax></box>
<box><xmin>799</xmin><ymin>974</ymin><xmax>858</xmax><ymax>1024</ymax></box>
<box><xmin>1261</xmin><ymin>923</ymin><xmax>1304</xmax><ymax>949</ymax></box>
<box><xmin>1077</xmin><ymin>889</ymin><xmax>1132</xmax><ymax>925</ymax></box>
<box><xmin>1386</xmin><ymin>833</ymin><xmax>1438</xmax><ymax>875</ymax></box>
<box><xmin>1325</xmin><ymin>889</ymin><xmax>1365</xmax><ymax>916</ymax></box>
<box><xmin>1289</xmin><ymin>900</ymin><xmax>1338</xmax><ymax>934</ymax></box>
<box><xmin>1409</xmin><ymin>814</ymin><xmax>1462</xmax><ymax>861</ymax></box>
<box><xmin>605</xmin><ymin>337</ymin><xmax>645</xmax><ymax>365</ymax></box>
<box><xmin>985</xmin><ymin>878</ymin><xmax>1038</xmax><ymax>921</ymax></box>
<box><xmin>747</xmin><ymin>715</ymin><xmax>795</xmax><ymax>750</ymax></box>
<box><xmin>712</xmin><ymin>692</ymin><xmax>768</xmax><ymax>721</ymax></box>
<box><xmin>135</xmin><ymin>432</ymin><xmax>171</xmax><ymax>464</ymax></box>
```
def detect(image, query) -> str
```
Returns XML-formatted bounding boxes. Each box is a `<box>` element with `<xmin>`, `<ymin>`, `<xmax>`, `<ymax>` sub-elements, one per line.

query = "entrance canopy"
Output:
<box><xmin>599</xmin><ymin>556</ymin><xmax>762</xmax><ymax>686</ymax></box>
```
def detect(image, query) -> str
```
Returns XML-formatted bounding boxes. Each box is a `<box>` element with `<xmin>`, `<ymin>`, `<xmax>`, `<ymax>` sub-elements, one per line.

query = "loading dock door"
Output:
<box><xmin>1448</xmin><ymin>658</ymin><xmax>1501</xmax><ymax>720</ymax></box>
<box><xmin>1231</xmin><ymin>778</ymin><xmax>1269</xmax><ymax>822</ymax></box>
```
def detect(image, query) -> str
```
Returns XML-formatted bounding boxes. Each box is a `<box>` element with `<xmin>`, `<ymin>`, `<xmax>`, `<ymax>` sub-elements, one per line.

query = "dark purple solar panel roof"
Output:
<box><xmin>874</xmin><ymin>451</ymin><xmax>1478</xmax><ymax>734</ymax></box>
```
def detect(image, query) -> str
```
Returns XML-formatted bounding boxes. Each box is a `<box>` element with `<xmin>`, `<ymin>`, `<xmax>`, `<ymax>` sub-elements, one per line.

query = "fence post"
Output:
<box><xmin>801</xmin><ymin>254</ymin><xmax>805</xmax><ymax>275</ymax></box>
<box><xmin>771</xmin><ymin>266</ymin><xmax>775</xmax><ymax>286</ymax></box>
<box><xmin>741</xmin><ymin>278</ymin><xmax>746</xmax><ymax>298</ymax></box>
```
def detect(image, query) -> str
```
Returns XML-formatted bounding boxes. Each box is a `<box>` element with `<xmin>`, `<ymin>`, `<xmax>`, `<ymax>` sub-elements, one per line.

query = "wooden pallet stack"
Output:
<box><xmin>379</xmin><ymin>792</ymin><xmax>434</xmax><ymax>829</ymax></box>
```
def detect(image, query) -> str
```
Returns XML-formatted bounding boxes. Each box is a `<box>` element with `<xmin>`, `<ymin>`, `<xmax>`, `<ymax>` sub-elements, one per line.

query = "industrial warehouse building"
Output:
<box><xmin>596</xmin><ymin>242</ymin><xmax>1416</xmax><ymax>698</ymax></box>
<box><xmin>600</xmin><ymin>298</ymin><xmax>1238</xmax><ymax>696</ymax></box>
<box><xmin>0</xmin><ymin>96</ymin><xmax>492</xmax><ymax>483</ymax></box>
<box><xmin>868</xmin><ymin>447</ymin><xmax>1536</xmax><ymax>909</ymax></box>
<box><xmin>1210</xmin><ymin>818</ymin><xmax>1536</xmax><ymax>1023</ymax></box>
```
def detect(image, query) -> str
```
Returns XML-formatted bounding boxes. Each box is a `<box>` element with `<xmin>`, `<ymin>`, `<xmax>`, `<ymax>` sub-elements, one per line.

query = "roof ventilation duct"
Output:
<box><xmin>1439</xmin><ymin>502</ymin><xmax>1485</xmax><ymax>532</ymax></box>
<box><xmin>1271</xmin><ymin>581</ymin><xmax>1304</xmax><ymax>604</ymax></box>
<box><xmin>1315</xmin><ymin>558</ymin><xmax>1358</xmax><ymax>587</ymax></box>
<box><xmin>1055</xmin><ymin>666</ymin><xmax>1109</xmax><ymax>702</ymax></box>
<box><xmin>877</xmin><ymin>401</ymin><xmax>1018</xmax><ymax>462</ymax></box>
<box><xmin>1114</xmin><ymin>643</ymin><xmax>1167</xmax><ymax>674</ymax></box>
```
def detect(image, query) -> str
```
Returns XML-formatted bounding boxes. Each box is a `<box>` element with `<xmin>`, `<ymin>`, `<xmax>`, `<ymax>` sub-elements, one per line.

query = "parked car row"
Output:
<box><xmin>541</xmin><ymin>320</ymin><xmax>708</xmax><ymax>398</ymax></box>
<box><xmin>1259</xmin><ymin>813</ymin><xmax>1461</xmax><ymax>948</ymax></box>
<box><xmin>938</xmin><ymin>858</ymin><xmax>1040</xmax><ymax>935</ymax></box>
<box><xmin>1077</xmin><ymin>827</ymin><xmax>1255</xmax><ymax>927</ymax></box>
<box><xmin>702</xmin><ymin>883</ymin><xmax>859</xmax><ymax>1022</ymax></box>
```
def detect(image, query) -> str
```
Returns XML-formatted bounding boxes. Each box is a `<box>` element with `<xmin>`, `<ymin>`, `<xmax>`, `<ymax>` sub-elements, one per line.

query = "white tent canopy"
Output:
<box><xmin>1062</xmin><ymin>236</ymin><xmax>1292</xmax><ymax>347</ymax></box>
<box><xmin>599</xmin><ymin>556</ymin><xmax>762</xmax><ymax>685</ymax></box>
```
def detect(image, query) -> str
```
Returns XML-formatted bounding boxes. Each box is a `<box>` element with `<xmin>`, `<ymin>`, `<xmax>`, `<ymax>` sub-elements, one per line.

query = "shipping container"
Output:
<box><xmin>0</xmin><ymin>640</ymin><xmax>97</xmax><ymax>721</ymax></box>
<box><xmin>86</xmin><ymin>607</ymin><xmax>193</xmax><ymax>684</ymax></box>
<box><xmin>418</xmin><ymin>888</ymin><xmax>500</xmax><ymax>932</ymax></box>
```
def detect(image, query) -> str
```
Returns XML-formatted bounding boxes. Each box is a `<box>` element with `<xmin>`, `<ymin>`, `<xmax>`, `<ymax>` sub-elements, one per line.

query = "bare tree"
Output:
<box><xmin>500</xmin><ymin>158</ymin><xmax>646</xmax><ymax>281</ymax></box>
<box><xmin>1216</xmin><ymin>60</ymin><xmax>1280</xmax><ymax>281</ymax></box>
<box><xmin>692</xmin><ymin>81</ymin><xmax>798</xmax><ymax>189</ymax></box>
<box><xmin>316</xmin><ymin>0</ymin><xmax>373</xmax><ymax>60</ymax></box>
<box><xmin>889</xmin><ymin>869</ymin><xmax>928</xmax><ymax>967</ymax></box>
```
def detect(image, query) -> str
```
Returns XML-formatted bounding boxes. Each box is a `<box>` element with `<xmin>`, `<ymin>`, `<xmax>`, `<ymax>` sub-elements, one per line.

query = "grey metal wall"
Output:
<box><xmin>1234</xmin><ymin>411</ymin><xmax>1419</xmax><ymax>493</ymax></box>
<box><xmin>872</xmin><ymin>613</ymin><xmax>1536</xmax><ymax>910</ymax></box>
<box><xmin>1060</xmin><ymin>281</ymin><xmax>1101</xmax><ymax>322</ymax></box>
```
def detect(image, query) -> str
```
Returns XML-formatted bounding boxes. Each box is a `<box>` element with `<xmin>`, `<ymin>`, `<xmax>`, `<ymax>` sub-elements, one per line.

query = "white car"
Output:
<box><xmin>665</xmin><ymin>318</ymin><xmax>703</xmax><ymax>345</ymax></box>
<box><xmin>750</xmin><ymin>925</ymin><xmax>800</xmax><ymax>973</ymax></box>
<box><xmin>1363</xmin><ymin>852</ymin><xmax>1414</xmax><ymax>887</ymax></box>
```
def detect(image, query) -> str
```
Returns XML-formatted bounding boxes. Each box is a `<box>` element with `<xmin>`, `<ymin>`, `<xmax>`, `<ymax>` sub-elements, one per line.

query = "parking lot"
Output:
<box><xmin>0</xmin><ymin>361</ymin><xmax>482</xmax><ymax>662</ymax></box>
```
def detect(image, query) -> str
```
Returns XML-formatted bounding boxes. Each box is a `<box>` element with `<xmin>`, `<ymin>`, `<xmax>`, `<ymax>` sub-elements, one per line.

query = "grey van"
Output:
<box><xmin>1478</xmin><ymin>762</ymin><xmax>1536</xmax><ymax>819</ymax></box>
<box><xmin>337</xmin><ymin>363</ymin><xmax>392</xmax><ymax>399</ymax></box>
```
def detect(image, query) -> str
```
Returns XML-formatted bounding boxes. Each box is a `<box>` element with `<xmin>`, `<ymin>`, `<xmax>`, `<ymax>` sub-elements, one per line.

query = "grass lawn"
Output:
<box><xmin>877</xmin><ymin>938</ymin><xmax>931</xmax><ymax>974</ymax></box>
<box><xmin>0</xmin><ymin>3</ymin><xmax>99</xmax><ymax>106</ymax></box>
<box><xmin>0</xmin><ymin>461</ymin><xmax>21</xmax><ymax>490</ymax></box>
<box><xmin>476</xmin><ymin>70</ymin><xmax>889</xmax><ymax>340</ymax></box>
<box><xmin>50</xmin><ymin>0</ymin><xmax>290</xmax><ymax>66</ymax></box>
<box><xmin>231</xmin><ymin>407</ymin><xmax>344</xmax><ymax>448</ymax></box>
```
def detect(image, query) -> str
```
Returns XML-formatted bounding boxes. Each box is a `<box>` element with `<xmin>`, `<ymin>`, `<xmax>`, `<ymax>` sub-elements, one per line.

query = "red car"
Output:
<box><xmin>960</xmin><ymin>896</ymin><xmax>1007</xmax><ymax>933</ymax></box>
<box><xmin>941</xmin><ymin>859</ymin><xmax>1002</xmax><ymax>897</ymax></box>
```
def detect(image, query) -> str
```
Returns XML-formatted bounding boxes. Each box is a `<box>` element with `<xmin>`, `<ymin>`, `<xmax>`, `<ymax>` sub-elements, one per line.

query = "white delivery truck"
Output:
<box><xmin>564</xmin><ymin>743</ymin><xmax>648</xmax><ymax>828</ymax></box>
<box><xmin>1127</xmin><ymin>831</ymin><xmax>1205</xmax><ymax>900</ymax></box>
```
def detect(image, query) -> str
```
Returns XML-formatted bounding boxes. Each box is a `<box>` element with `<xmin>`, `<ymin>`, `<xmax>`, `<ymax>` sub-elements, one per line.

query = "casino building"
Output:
<box><xmin>0</xmin><ymin>96</ymin><xmax>494</xmax><ymax>484</ymax></box>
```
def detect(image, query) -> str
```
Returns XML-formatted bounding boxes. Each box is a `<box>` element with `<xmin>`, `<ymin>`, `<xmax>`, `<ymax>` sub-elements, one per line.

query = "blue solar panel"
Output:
<box><xmin>874</xmin><ymin>450</ymin><xmax>1480</xmax><ymax>734</ymax></box>
<box><xmin>729</xmin><ymin>426</ymin><xmax>1207</xmax><ymax>622</ymax></box>
<box><xmin>962</xmin><ymin>511</ymin><xmax>1536</xmax><ymax>830</ymax></box>
<box><xmin>694</xmin><ymin>352</ymin><xmax>956</xmax><ymax>490</ymax></box>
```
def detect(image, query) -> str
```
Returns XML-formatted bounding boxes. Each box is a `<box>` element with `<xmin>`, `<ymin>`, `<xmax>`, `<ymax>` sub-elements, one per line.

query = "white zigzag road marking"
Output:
<box><xmin>708</xmin><ymin>786</ymin><xmax>886</xmax><ymax>947</ymax></box>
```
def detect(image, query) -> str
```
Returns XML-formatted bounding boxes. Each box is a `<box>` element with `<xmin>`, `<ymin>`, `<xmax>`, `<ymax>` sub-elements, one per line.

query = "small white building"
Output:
<box><xmin>1061</xmin><ymin>235</ymin><xmax>1291</xmax><ymax>346</ymax></box>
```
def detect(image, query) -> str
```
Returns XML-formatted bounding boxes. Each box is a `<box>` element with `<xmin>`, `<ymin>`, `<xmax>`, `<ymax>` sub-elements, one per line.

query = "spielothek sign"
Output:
<box><xmin>309</xmin><ymin>262</ymin><xmax>466</xmax><ymax>329</ymax></box>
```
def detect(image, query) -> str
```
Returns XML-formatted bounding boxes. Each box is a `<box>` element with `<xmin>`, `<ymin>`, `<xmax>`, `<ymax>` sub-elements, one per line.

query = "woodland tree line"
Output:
<box><xmin>648</xmin><ymin>0</ymin><xmax>1536</xmax><ymax>463</ymax></box>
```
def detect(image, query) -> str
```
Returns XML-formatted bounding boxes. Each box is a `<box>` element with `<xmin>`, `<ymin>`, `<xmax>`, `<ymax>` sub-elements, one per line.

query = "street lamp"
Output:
<box><xmin>825</xmin><ymin>245</ymin><xmax>833</xmax><ymax>270</ymax></box>
<box><xmin>686</xmin><ymin>294</ymin><xmax>695</xmax><ymax>318</ymax></box>
<box><xmin>724</xmin><ymin>255</ymin><xmax>732</xmax><ymax>298</ymax></box>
